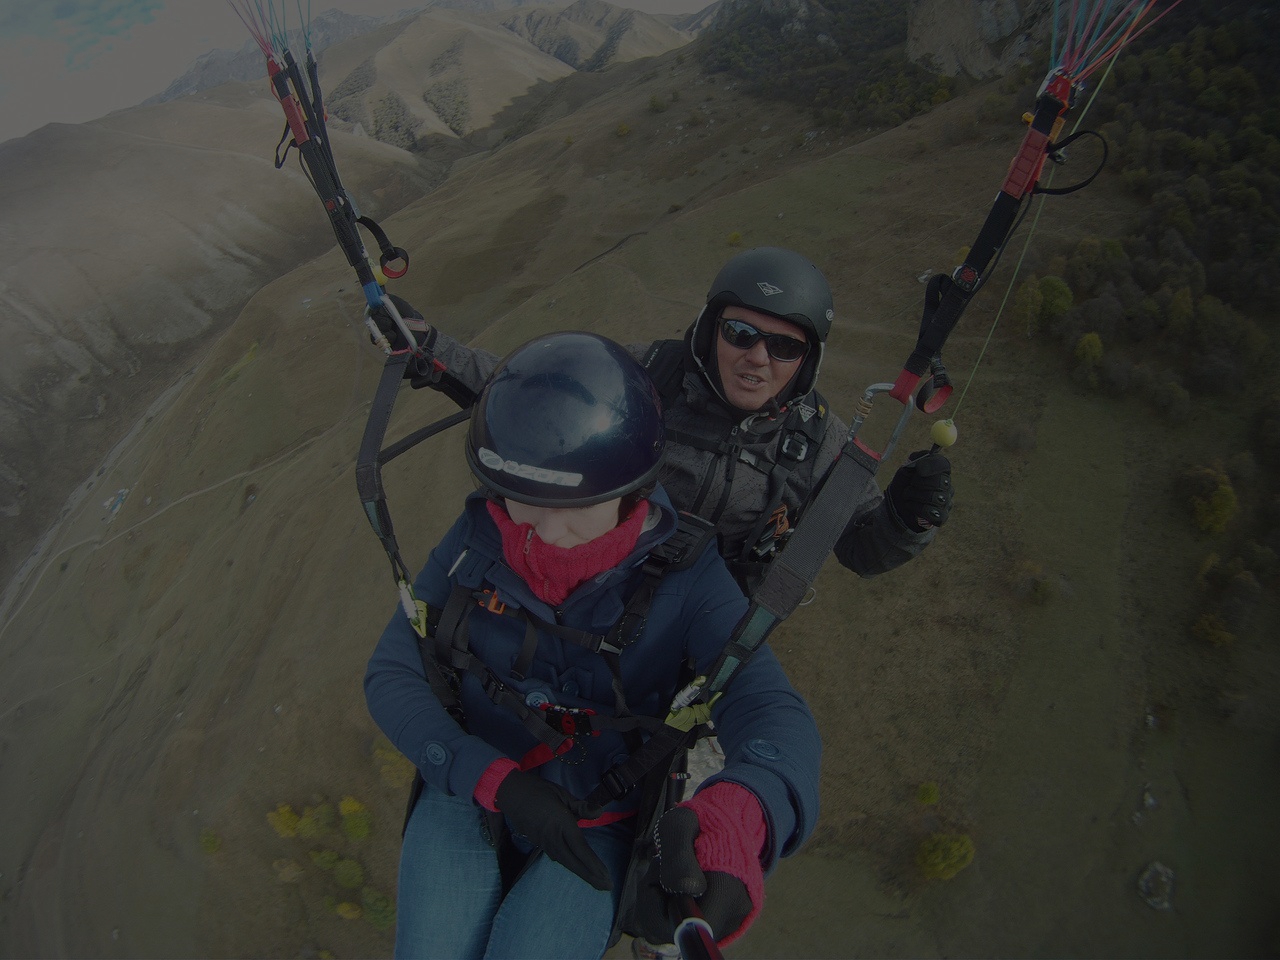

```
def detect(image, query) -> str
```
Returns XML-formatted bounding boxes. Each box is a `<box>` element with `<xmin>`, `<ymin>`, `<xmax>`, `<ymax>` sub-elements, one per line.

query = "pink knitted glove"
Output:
<box><xmin>678</xmin><ymin>781</ymin><xmax>767</xmax><ymax>945</ymax></box>
<box><xmin>473</xmin><ymin>757</ymin><xmax>520</xmax><ymax>812</ymax></box>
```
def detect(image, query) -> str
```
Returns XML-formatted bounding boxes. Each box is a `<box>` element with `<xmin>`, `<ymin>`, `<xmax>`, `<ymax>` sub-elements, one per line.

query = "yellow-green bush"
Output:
<box><xmin>296</xmin><ymin>802</ymin><xmax>336</xmax><ymax>839</ymax></box>
<box><xmin>310</xmin><ymin>849</ymin><xmax>341</xmax><ymax>871</ymax></box>
<box><xmin>267</xmin><ymin>804</ymin><xmax>300</xmax><ymax>838</ymax></box>
<box><xmin>1191</xmin><ymin>613</ymin><xmax>1235</xmax><ymax>647</ymax></box>
<box><xmin>341</xmin><ymin>796</ymin><xmax>374</xmax><ymax>840</ymax></box>
<box><xmin>1039</xmin><ymin>275</ymin><xmax>1073</xmax><ymax>326</ymax></box>
<box><xmin>375</xmin><ymin>740</ymin><xmax>416</xmax><ymax>789</ymax></box>
<box><xmin>1193</xmin><ymin>480</ymin><xmax>1238</xmax><ymax>533</ymax></box>
<box><xmin>199</xmin><ymin>829</ymin><xmax>223</xmax><ymax>854</ymax></box>
<box><xmin>917</xmin><ymin>782</ymin><xmax>940</xmax><ymax>805</ymax></box>
<box><xmin>335</xmin><ymin>902</ymin><xmax>362</xmax><ymax>921</ymax></box>
<box><xmin>917</xmin><ymin>833</ymin><xmax>975</xmax><ymax>880</ymax></box>
<box><xmin>334</xmin><ymin>858</ymin><xmax>366</xmax><ymax>890</ymax></box>
<box><xmin>1075</xmin><ymin>332</ymin><xmax>1104</xmax><ymax>367</ymax></box>
<box><xmin>1014</xmin><ymin>278</ymin><xmax>1044</xmax><ymax>336</ymax></box>
<box><xmin>362</xmin><ymin>887</ymin><xmax>397</xmax><ymax>932</ymax></box>
<box><xmin>1181</xmin><ymin>464</ymin><xmax>1238</xmax><ymax>534</ymax></box>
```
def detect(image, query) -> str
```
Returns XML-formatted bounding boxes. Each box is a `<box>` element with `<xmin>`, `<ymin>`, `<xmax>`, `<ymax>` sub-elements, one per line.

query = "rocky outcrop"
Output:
<box><xmin>500</xmin><ymin>0</ymin><xmax>693</xmax><ymax>70</ymax></box>
<box><xmin>907</xmin><ymin>0</ymin><xmax>1051</xmax><ymax>78</ymax></box>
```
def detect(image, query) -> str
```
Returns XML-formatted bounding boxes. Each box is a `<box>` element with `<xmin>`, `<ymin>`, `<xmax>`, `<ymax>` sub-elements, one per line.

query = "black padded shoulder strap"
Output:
<box><xmin>641</xmin><ymin>339</ymin><xmax>688</xmax><ymax>406</ymax></box>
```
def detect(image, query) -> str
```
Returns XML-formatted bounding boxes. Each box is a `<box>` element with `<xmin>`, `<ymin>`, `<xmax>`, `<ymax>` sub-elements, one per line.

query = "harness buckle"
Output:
<box><xmin>781</xmin><ymin>434</ymin><xmax>809</xmax><ymax>462</ymax></box>
<box><xmin>539</xmin><ymin>703</ymin><xmax>598</xmax><ymax>738</ymax></box>
<box><xmin>599</xmin><ymin>764</ymin><xmax>633</xmax><ymax>802</ymax></box>
<box><xmin>477</xmin><ymin>590</ymin><xmax>506</xmax><ymax>615</ymax></box>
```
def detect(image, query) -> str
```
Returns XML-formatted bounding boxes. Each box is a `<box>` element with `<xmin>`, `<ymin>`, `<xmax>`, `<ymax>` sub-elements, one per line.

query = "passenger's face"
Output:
<box><xmin>504</xmin><ymin>497</ymin><xmax>622</xmax><ymax>548</ymax></box>
<box><xmin>714</xmin><ymin>306</ymin><xmax>809</xmax><ymax>411</ymax></box>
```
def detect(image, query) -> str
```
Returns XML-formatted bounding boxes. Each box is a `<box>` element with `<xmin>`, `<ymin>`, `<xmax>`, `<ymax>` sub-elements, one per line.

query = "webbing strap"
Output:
<box><xmin>356</xmin><ymin>354</ymin><xmax>414</xmax><ymax>578</ymax></box>
<box><xmin>589</xmin><ymin>722</ymin><xmax>693</xmax><ymax>805</ymax></box>
<box><xmin>706</xmin><ymin>441</ymin><xmax>880</xmax><ymax>694</ymax></box>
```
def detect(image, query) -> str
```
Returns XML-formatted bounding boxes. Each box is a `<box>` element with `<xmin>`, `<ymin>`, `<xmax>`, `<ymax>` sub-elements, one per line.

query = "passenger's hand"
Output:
<box><xmin>494</xmin><ymin>770</ymin><xmax>612</xmax><ymax>891</ymax></box>
<box><xmin>631</xmin><ymin>784</ymin><xmax>764</xmax><ymax>947</ymax></box>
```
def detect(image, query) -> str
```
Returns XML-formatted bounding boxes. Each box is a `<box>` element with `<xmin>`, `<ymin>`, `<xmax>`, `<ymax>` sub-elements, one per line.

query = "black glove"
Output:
<box><xmin>630</xmin><ymin>807</ymin><xmax>753</xmax><ymax>946</ymax></box>
<box><xmin>886</xmin><ymin>449</ymin><xmax>954</xmax><ymax>532</ymax></box>
<box><xmin>495</xmin><ymin>770</ymin><xmax>612</xmax><ymax>891</ymax></box>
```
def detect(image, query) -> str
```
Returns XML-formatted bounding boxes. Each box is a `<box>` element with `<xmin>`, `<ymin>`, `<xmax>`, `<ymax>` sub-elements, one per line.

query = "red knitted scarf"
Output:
<box><xmin>485</xmin><ymin>499</ymin><xmax>649</xmax><ymax>605</ymax></box>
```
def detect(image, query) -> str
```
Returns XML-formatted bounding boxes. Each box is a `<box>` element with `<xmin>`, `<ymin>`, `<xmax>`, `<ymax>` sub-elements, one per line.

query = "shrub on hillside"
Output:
<box><xmin>372</xmin><ymin>92</ymin><xmax>419</xmax><ymax>149</ymax></box>
<box><xmin>1180</xmin><ymin>464</ymin><xmax>1238</xmax><ymax>533</ymax></box>
<box><xmin>1012</xmin><ymin>278</ymin><xmax>1043</xmax><ymax>336</ymax></box>
<box><xmin>333</xmin><ymin>858</ymin><xmax>365</xmax><ymax>890</ymax></box>
<box><xmin>1075</xmin><ymin>332</ymin><xmax>1103</xmax><ymax>367</ymax></box>
<box><xmin>917</xmin><ymin>833</ymin><xmax>975</xmax><ymax>880</ymax></box>
<box><xmin>1038</xmin><ymin>276</ymin><xmax>1073</xmax><ymax>329</ymax></box>
<box><xmin>1191</xmin><ymin>612</ymin><xmax>1235</xmax><ymax>647</ymax></box>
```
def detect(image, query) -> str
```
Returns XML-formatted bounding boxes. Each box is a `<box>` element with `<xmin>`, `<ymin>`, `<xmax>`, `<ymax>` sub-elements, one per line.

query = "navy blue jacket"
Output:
<box><xmin>364</xmin><ymin>486</ymin><xmax>821</xmax><ymax>867</ymax></box>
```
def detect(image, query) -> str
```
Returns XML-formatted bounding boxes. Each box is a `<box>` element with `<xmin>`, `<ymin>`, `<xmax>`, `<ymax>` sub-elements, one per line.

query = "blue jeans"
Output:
<box><xmin>395</xmin><ymin>781</ymin><xmax>636</xmax><ymax>960</ymax></box>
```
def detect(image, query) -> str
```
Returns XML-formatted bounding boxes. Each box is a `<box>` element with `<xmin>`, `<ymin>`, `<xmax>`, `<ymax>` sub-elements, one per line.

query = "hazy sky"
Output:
<box><xmin>0</xmin><ymin>0</ymin><xmax>706</xmax><ymax>145</ymax></box>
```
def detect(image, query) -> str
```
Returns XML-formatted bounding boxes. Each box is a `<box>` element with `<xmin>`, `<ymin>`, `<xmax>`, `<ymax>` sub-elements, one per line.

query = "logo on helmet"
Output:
<box><xmin>477</xmin><ymin>447</ymin><xmax>583</xmax><ymax>487</ymax></box>
<box><xmin>757</xmin><ymin>281</ymin><xmax>783</xmax><ymax>296</ymax></box>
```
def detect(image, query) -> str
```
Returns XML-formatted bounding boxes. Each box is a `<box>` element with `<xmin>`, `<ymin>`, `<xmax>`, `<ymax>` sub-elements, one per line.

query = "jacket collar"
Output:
<box><xmin>459</xmin><ymin>486</ymin><xmax>679</xmax><ymax>610</ymax></box>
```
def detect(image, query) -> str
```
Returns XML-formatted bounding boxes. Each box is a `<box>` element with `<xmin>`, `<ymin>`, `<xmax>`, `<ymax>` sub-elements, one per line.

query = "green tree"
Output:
<box><xmin>1039</xmin><ymin>276</ymin><xmax>1073</xmax><ymax>327</ymax></box>
<box><xmin>1013</xmin><ymin>278</ymin><xmax>1045</xmax><ymax>335</ymax></box>
<box><xmin>1075</xmin><ymin>332</ymin><xmax>1104</xmax><ymax>367</ymax></box>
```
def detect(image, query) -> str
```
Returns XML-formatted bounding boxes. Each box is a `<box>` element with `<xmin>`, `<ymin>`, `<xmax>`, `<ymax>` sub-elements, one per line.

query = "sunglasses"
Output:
<box><xmin>719</xmin><ymin>318</ymin><xmax>809</xmax><ymax>363</ymax></box>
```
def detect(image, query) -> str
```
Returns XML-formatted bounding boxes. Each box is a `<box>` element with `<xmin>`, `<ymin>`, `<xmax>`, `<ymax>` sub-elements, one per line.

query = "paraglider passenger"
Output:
<box><xmin>364</xmin><ymin>332</ymin><xmax>821</xmax><ymax>958</ymax></box>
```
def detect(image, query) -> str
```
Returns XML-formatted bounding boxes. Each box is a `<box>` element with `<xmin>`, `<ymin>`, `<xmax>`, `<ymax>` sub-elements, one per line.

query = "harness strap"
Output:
<box><xmin>589</xmin><ymin>721</ymin><xmax>695</xmax><ymax>805</ymax></box>
<box><xmin>641</xmin><ymin>339</ymin><xmax>688</xmax><ymax>405</ymax></box>
<box><xmin>431</xmin><ymin>580</ymin><xmax>672</xmax><ymax>761</ymax></box>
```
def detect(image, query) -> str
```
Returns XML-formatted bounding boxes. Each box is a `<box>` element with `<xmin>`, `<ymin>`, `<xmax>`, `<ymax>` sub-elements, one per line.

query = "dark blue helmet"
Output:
<box><xmin>466</xmin><ymin>332</ymin><xmax>665</xmax><ymax>507</ymax></box>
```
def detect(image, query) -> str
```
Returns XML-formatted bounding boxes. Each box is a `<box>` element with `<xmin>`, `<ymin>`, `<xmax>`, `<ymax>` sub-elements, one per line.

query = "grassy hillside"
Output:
<box><xmin>1</xmin><ymin>6</ymin><xmax>1277</xmax><ymax>958</ymax></box>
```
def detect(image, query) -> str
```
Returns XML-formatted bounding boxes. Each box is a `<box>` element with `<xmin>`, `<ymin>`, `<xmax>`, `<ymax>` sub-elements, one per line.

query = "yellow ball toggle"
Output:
<box><xmin>931</xmin><ymin>418</ymin><xmax>958</xmax><ymax>448</ymax></box>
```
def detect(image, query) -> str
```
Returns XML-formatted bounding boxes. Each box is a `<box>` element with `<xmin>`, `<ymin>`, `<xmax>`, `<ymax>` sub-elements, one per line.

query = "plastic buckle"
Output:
<box><xmin>540</xmin><ymin>704</ymin><xmax>597</xmax><ymax>738</ymax></box>
<box><xmin>477</xmin><ymin>590</ymin><xmax>506</xmax><ymax>615</ymax></box>
<box><xmin>600</xmin><ymin>765</ymin><xmax>632</xmax><ymax>801</ymax></box>
<box><xmin>781</xmin><ymin>434</ymin><xmax>808</xmax><ymax>461</ymax></box>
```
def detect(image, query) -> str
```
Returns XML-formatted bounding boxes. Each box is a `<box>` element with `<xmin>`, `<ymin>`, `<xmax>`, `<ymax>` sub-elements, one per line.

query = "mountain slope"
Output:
<box><xmin>2</xmin><ymin>8</ymin><xmax>1276</xmax><ymax>960</ymax></box>
<box><xmin>500</xmin><ymin>0</ymin><xmax>695</xmax><ymax>69</ymax></box>
<box><xmin>0</xmin><ymin>2</ymin><xmax>697</xmax><ymax>600</ymax></box>
<box><xmin>0</xmin><ymin>87</ymin><xmax>433</xmax><ymax>593</ymax></box>
<box><xmin>319</xmin><ymin>7</ymin><xmax>577</xmax><ymax>143</ymax></box>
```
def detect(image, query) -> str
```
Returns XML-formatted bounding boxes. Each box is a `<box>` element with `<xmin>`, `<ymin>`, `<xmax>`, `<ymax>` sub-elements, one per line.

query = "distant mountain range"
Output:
<box><xmin>150</xmin><ymin>1</ymin><xmax>709</xmax><ymax>114</ymax></box>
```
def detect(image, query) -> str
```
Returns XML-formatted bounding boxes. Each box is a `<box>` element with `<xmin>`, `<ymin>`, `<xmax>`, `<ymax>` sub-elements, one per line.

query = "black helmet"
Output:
<box><xmin>690</xmin><ymin>246</ymin><xmax>834</xmax><ymax>404</ymax></box>
<box><xmin>466</xmin><ymin>332</ymin><xmax>665</xmax><ymax>507</ymax></box>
